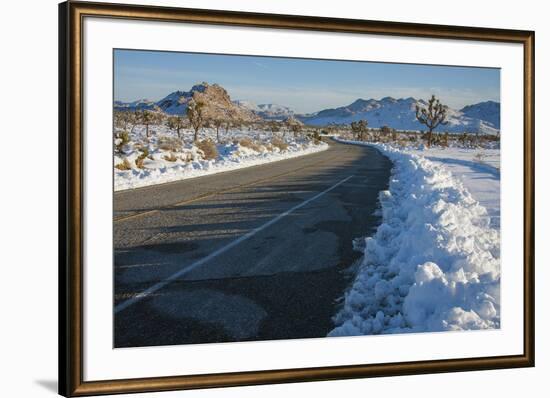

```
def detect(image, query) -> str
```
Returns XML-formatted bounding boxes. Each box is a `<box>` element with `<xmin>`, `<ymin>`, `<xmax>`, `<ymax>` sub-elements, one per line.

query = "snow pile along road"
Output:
<box><xmin>330</xmin><ymin>140</ymin><xmax>500</xmax><ymax>335</ymax></box>
<box><xmin>115</xmin><ymin>139</ymin><xmax>328</xmax><ymax>191</ymax></box>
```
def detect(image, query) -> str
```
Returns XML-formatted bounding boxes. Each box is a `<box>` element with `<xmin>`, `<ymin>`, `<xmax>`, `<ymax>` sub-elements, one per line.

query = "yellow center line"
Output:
<box><xmin>114</xmin><ymin>148</ymin><xmax>350</xmax><ymax>223</ymax></box>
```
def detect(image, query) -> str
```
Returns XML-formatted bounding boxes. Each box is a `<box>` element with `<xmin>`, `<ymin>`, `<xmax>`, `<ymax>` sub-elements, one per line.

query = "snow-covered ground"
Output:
<box><xmin>114</xmin><ymin>126</ymin><xmax>327</xmax><ymax>191</ymax></box>
<box><xmin>406</xmin><ymin>147</ymin><xmax>500</xmax><ymax>229</ymax></box>
<box><xmin>330</xmin><ymin>138</ymin><xmax>500</xmax><ymax>335</ymax></box>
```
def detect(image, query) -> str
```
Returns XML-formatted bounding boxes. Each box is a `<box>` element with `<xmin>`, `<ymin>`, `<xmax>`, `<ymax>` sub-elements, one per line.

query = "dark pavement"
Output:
<box><xmin>114</xmin><ymin>139</ymin><xmax>391</xmax><ymax>347</ymax></box>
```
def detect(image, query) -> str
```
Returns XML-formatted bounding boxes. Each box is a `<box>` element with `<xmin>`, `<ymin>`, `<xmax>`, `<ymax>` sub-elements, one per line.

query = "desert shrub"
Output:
<box><xmin>139</xmin><ymin>147</ymin><xmax>149</xmax><ymax>158</ymax></box>
<box><xmin>396</xmin><ymin>138</ymin><xmax>410</xmax><ymax>147</ymax></box>
<box><xmin>181</xmin><ymin>152</ymin><xmax>194</xmax><ymax>162</ymax></box>
<box><xmin>158</xmin><ymin>136</ymin><xmax>182</xmax><ymax>152</ymax></box>
<box><xmin>307</xmin><ymin>131</ymin><xmax>322</xmax><ymax>145</ymax></box>
<box><xmin>115</xmin><ymin>157</ymin><xmax>132</xmax><ymax>171</ymax></box>
<box><xmin>135</xmin><ymin>148</ymin><xmax>149</xmax><ymax>169</ymax></box>
<box><xmin>119</xmin><ymin>130</ymin><xmax>130</xmax><ymax>144</ymax></box>
<box><xmin>196</xmin><ymin>139</ymin><xmax>219</xmax><ymax>160</ymax></box>
<box><xmin>163</xmin><ymin>152</ymin><xmax>178</xmax><ymax>162</ymax></box>
<box><xmin>159</xmin><ymin>143</ymin><xmax>178</xmax><ymax>152</ymax></box>
<box><xmin>271</xmin><ymin>138</ymin><xmax>288</xmax><ymax>151</ymax></box>
<box><xmin>238</xmin><ymin>138</ymin><xmax>262</xmax><ymax>152</ymax></box>
<box><xmin>114</xmin><ymin>131</ymin><xmax>130</xmax><ymax>153</ymax></box>
<box><xmin>440</xmin><ymin>132</ymin><xmax>449</xmax><ymax>147</ymax></box>
<box><xmin>135</xmin><ymin>157</ymin><xmax>144</xmax><ymax>169</ymax></box>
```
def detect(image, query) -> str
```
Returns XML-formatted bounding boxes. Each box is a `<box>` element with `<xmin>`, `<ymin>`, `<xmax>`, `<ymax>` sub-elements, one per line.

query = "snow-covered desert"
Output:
<box><xmin>113</xmin><ymin>75</ymin><xmax>501</xmax><ymax>341</ymax></box>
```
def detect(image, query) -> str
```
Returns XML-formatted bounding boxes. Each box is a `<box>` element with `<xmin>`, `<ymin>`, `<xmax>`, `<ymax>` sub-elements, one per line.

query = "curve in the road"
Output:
<box><xmin>114</xmin><ymin>139</ymin><xmax>392</xmax><ymax>347</ymax></box>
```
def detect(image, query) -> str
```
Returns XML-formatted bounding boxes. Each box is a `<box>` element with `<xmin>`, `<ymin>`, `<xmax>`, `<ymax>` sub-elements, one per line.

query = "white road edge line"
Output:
<box><xmin>114</xmin><ymin>174</ymin><xmax>354</xmax><ymax>314</ymax></box>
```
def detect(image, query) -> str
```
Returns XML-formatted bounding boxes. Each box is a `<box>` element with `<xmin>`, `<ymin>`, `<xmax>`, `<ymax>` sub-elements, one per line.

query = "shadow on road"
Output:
<box><xmin>114</xmin><ymin>142</ymin><xmax>392</xmax><ymax>347</ymax></box>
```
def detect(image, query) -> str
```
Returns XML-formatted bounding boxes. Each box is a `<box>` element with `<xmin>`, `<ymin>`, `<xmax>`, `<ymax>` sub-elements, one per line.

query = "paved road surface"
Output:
<box><xmin>114</xmin><ymin>139</ymin><xmax>391</xmax><ymax>347</ymax></box>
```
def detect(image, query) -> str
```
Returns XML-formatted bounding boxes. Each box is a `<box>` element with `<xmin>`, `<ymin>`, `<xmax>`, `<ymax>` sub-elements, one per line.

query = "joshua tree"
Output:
<box><xmin>268</xmin><ymin>120</ymin><xmax>281</xmax><ymax>136</ymax></box>
<box><xmin>415</xmin><ymin>95</ymin><xmax>448</xmax><ymax>147</ymax></box>
<box><xmin>351</xmin><ymin>120</ymin><xmax>368</xmax><ymax>141</ymax></box>
<box><xmin>381</xmin><ymin>125</ymin><xmax>396</xmax><ymax>141</ymax></box>
<box><xmin>165</xmin><ymin>115</ymin><xmax>186</xmax><ymax>140</ymax></box>
<box><xmin>284</xmin><ymin>117</ymin><xmax>302</xmax><ymax>138</ymax></box>
<box><xmin>222</xmin><ymin>119</ymin><xmax>232</xmax><ymax>137</ymax></box>
<box><xmin>230</xmin><ymin>118</ymin><xmax>242</xmax><ymax>135</ymax></box>
<box><xmin>290</xmin><ymin>123</ymin><xmax>302</xmax><ymax>138</ymax></box>
<box><xmin>137</xmin><ymin>110</ymin><xmax>157</xmax><ymax>138</ymax></box>
<box><xmin>114</xmin><ymin>111</ymin><xmax>135</xmax><ymax>133</ymax></box>
<box><xmin>186</xmin><ymin>98</ymin><xmax>206</xmax><ymax>142</ymax></box>
<box><xmin>206</xmin><ymin>105</ymin><xmax>233</xmax><ymax>143</ymax></box>
<box><xmin>458</xmin><ymin>132</ymin><xmax>467</xmax><ymax>146</ymax></box>
<box><xmin>210</xmin><ymin>117</ymin><xmax>224</xmax><ymax>142</ymax></box>
<box><xmin>441</xmin><ymin>131</ymin><xmax>449</xmax><ymax>147</ymax></box>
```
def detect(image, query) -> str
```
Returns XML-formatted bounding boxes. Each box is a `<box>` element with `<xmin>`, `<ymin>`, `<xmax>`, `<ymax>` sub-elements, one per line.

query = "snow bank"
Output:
<box><xmin>115</xmin><ymin>139</ymin><xmax>328</xmax><ymax>191</ymax></box>
<box><xmin>406</xmin><ymin>146</ymin><xmax>501</xmax><ymax>230</ymax></box>
<box><xmin>330</xmin><ymin>139</ymin><xmax>500</xmax><ymax>335</ymax></box>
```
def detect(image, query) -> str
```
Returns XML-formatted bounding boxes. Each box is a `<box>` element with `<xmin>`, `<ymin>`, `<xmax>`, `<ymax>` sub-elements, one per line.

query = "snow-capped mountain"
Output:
<box><xmin>460</xmin><ymin>101</ymin><xmax>500</xmax><ymax>129</ymax></box>
<box><xmin>235</xmin><ymin>101</ymin><xmax>295</xmax><ymax>120</ymax></box>
<box><xmin>256</xmin><ymin>104</ymin><xmax>295</xmax><ymax>120</ymax></box>
<box><xmin>298</xmin><ymin>97</ymin><xmax>500</xmax><ymax>134</ymax></box>
<box><xmin>155</xmin><ymin>89</ymin><xmax>194</xmax><ymax>114</ymax></box>
<box><xmin>121</xmin><ymin>83</ymin><xmax>209</xmax><ymax>115</ymax></box>
<box><xmin>113</xmin><ymin>99</ymin><xmax>156</xmax><ymax>111</ymax></box>
<box><xmin>233</xmin><ymin>100</ymin><xmax>259</xmax><ymax>112</ymax></box>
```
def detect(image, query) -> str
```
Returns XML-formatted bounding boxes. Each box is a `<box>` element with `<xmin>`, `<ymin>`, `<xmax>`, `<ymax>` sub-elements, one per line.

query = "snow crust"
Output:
<box><xmin>114</xmin><ymin>129</ymin><xmax>327</xmax><ymax>191</ymax></box>
<box><xmin>406</xmin><ymin>147</ymin><xmax>500</xmax><ymax>229</ymax></box>
<box><xmin>330</xmin><ymin>139</ymin><xmax>500</xmax><ymax>335</ymax></box>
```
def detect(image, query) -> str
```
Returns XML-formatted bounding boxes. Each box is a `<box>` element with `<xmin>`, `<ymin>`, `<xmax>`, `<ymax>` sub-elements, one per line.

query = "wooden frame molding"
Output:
<box><xmin>59</xmin><ymin>1</ymin><xmax>535</xmax><ymax>396</ymax></box>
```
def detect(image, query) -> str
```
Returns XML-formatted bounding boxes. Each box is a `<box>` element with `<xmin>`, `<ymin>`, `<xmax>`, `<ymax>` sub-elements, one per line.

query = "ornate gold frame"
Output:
<box><xmin>59</xmin><ymin>1</ymin><xmax>535</xmax><ymax>396</ymax></box>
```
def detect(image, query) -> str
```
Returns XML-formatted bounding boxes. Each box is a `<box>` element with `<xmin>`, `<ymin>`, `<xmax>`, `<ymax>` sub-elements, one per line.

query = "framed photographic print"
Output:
<box><xmin>59</xmin><ymin>1</ymin><xmax>535</xmax><ymax>396</ymax></box>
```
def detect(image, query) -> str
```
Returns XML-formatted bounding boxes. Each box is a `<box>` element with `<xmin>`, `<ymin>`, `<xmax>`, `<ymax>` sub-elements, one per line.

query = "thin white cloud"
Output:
<box><xmin>252</xmin><ymin>61</ymin><xmax>270</xmax><ymax>70</ymax></box>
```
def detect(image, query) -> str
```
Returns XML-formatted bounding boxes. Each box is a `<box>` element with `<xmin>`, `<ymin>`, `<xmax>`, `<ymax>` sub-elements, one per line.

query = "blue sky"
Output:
<box><xmin>114</xmin><ymin>49</ymin><xmax>500</xmax><ymax>113</ymax></box>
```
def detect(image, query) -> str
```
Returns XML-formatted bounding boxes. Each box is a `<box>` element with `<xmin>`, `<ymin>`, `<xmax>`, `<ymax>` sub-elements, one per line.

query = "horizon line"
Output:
<box><xmin>114</xmin><ymin>82</ymin><xmax>500</xmax><ymax>111</ymax></box>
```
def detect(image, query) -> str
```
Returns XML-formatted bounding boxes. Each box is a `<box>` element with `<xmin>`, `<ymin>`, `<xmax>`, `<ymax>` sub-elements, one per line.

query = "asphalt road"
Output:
<box><xmin>114</xmin><ymin>139</ymin><xmax>391</xmax><ymax>347</ymax></box>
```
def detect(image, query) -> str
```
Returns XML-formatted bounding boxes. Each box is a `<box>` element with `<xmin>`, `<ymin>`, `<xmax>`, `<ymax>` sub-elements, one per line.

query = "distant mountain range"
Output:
<box><xmin>460</xmin><ymin>101</ymin><xmax>500</xmax><ymax>129</ymax></box>
<box><xmin>115</xmin><ymin>83</ymin><xmax>500</xmax><ymax>134</ymax></box>
<box><xmin>234</xmin><ymin>101</ymin><xmax>295</xmax><ymax>120</ymax></box>
<box><xmin>298</xmin><ymin>97</ymin><xmax>500</xmax><ymax>134</ymax></box>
